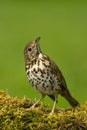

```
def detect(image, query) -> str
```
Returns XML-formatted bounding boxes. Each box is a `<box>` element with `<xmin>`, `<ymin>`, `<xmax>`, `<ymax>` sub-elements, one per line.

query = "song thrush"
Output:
<box><xmin>24</xmin><ymin>37</ymin><xmax>79</xmax><ymax>113</ymax></box>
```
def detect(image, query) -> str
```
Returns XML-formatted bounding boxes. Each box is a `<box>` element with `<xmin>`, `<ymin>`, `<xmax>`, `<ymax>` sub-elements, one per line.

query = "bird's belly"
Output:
<box><xmin>26</xmin><ymin>66</ymin><xmax>60</xmax><ymax>95</ymax></box>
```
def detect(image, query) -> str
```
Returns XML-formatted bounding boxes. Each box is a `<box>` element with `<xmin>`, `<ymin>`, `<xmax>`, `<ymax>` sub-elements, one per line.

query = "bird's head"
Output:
<box><xmin>24</xmin><ymin>37</ymin><xmax>41</xmax><ymax>63</ymax></box>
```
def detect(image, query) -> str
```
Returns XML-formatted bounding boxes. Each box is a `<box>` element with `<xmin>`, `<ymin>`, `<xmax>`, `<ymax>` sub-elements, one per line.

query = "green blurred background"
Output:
<box><xmin>0</xmin><ymin>1</ymin><xmax>87</xmax><ymax>107</ymax></box>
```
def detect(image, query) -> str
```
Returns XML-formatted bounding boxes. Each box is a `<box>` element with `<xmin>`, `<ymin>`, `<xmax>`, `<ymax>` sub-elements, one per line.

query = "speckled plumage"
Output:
<box><xmin>24</xmin><ymin>37</ymin><xmax>79</xmax><ymax>113</ymax></box>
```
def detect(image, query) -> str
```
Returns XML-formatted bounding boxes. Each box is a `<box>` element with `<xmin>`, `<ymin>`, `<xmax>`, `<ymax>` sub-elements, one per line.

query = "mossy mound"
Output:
<box><xmin>0</xmin><ymin>91</ymin><xmax>87</xmax><ymax>130</ymax></box>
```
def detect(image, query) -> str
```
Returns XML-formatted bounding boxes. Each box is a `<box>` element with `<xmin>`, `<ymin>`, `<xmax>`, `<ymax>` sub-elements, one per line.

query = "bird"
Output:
<box><xmin>24</xmin><ymin>37</ymin><xmax>79</xmax><ymax>113</ymax></box>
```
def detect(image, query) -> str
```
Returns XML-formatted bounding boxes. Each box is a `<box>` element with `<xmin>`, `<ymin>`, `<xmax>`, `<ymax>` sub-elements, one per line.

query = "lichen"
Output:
<box><xmin>0</xmin><ymin>90</ymin><xmax>87</xmax><ymax>130</ymax></box>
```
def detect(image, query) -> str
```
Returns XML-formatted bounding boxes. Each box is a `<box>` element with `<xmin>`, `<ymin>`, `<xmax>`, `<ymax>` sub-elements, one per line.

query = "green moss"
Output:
<box><xmin>0</xmin><ymin>90</ymin><xmax>87</xmax><ymax>130</ymax></box>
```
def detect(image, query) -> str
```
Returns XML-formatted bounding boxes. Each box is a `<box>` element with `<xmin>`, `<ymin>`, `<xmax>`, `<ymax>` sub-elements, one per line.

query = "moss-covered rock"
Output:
<box><xmin>0</xmin><ymin>90</ymin><xmax>87</xmax><ymax>130</ymax></box>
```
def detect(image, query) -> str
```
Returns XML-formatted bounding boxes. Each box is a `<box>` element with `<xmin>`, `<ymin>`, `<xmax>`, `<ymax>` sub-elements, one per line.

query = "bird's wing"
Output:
<box><xmin>42</xmin><ymin>54</ymin><xmax>69</xmax><ymax>98</ymax></box>
<box><xmin>47</xmin><ymin>56</ymin><xmax>67</xmax><ymax>90</ymax></box>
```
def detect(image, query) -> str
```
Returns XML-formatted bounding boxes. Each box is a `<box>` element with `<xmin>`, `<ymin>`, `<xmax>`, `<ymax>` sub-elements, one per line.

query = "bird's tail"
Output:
<box><xmin>65</xmin><ymin>94</ymin><xmax>79</xmax><ymax>107</ymax></box>
<box><xmin>60</xmin><ymin>89</ymin><xmax>79</xmax><ymax>107</ymax></box>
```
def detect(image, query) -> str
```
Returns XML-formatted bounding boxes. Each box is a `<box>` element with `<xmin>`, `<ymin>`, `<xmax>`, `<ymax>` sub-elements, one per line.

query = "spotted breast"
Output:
<box><xmin>26</xmin><ymin>53</ymin><xmax>60</xmax><ymax>95</ymax></box>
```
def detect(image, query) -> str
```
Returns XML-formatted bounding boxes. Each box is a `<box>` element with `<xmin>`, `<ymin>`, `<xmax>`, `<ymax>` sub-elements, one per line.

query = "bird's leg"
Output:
<box><xmin>30</xmin><ymin>95</ymin><xmax>45</xmax><ymax>109</ymax></box>
<box><xmin>50</xmin><ymin>95</ymin><xmax>58</xmax><ymax>114</ymax></box>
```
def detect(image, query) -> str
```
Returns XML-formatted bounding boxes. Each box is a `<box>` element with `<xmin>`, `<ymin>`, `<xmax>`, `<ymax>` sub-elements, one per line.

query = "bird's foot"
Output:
<box><xmin>25</xmin><ymin>104</ymin><xmax>36</xmax><ymax>111</ymax></box>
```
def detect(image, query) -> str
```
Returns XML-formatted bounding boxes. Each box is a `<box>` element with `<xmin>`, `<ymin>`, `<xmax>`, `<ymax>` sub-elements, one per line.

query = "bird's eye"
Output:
<box><xmin>28</xmin><ymin>47</ymin><xmax>32</xmax><ymax>52</ymax></box>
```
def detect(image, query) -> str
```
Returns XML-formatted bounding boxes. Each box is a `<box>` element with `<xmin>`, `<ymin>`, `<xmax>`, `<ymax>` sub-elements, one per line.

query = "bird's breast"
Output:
<box><xmin>26</xmin><ymin>58</ymin><xmax>60</xmax><ymax>95</ymax></box>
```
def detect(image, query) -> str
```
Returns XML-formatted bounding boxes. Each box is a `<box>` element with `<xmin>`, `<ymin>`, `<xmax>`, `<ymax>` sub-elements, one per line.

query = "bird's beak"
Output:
<box><xmin>35</xmin><ymin>37</ymin><xmax>40</xmax><ymax>44</ymax></box>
